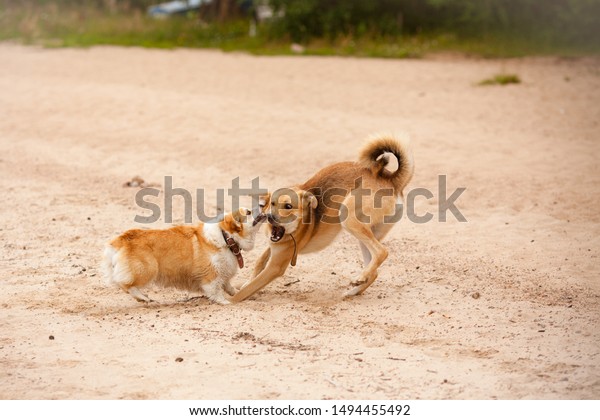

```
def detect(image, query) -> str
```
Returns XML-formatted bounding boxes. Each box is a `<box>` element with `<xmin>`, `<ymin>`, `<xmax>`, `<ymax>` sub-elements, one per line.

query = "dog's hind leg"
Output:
<box><xmin>372</xmin><ymin>222</ymin><xmax>395</xmax><ymax>241</ymax></box>
<box><xmin>359</xmin><ymin>241</ymin><xmax>371</xmax><ymax>266</ymax></box>
<box><xmin>105</xmin><ymin>249</ymin><xmax>153</xmax><ymax>303</ymax></box>
<box><xmin>124</xmin><ymin>257</ymin><xmax>158</xmax><ymax>303</ymax></box>
<box><xmin>343</xmin><ymin>219</ymin><xmax>389</xmax><ymax>297</ymax></box>
<box><xmin>358</xmin><ymin>222</ymin><xmax>395</xmax><ymax>267</ymax></box>
<box><xmin>125</xmin><ymin>286</ymin><xmax>153</xmax><ymax>303</ymax></box>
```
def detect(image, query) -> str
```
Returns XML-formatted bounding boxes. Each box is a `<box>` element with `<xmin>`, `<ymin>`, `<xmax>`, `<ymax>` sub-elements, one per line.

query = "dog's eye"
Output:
<box><xmin>284</xmin><ymin>203</ymin><xmax>293</xmax><ymax>210</ymax></box>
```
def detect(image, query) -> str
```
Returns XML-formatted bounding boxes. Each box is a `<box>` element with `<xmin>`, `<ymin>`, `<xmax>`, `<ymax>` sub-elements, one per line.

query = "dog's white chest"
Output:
<box><xmin>212</xmin><ymin>249</ymin><xmax>238</xmax><ymax>280</ymax></box>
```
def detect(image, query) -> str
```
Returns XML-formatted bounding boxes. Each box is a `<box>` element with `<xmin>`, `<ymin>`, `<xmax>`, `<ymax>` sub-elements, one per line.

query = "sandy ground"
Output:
<box><xmin>0</xmin><ymin>44</ymin><xmax>599</xmax><ymax>400</ymax></box>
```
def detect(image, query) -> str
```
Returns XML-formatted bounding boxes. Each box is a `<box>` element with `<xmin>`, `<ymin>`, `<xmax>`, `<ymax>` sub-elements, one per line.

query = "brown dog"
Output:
<box><xmin>232</xmin><ymin>133</ymin><xmax>414</xmax><ymax>302</ymax></box>
<box><xmin>103</xmin><ymin>208</ymin><xmax>265</xmax><ymax>304</ymax></box>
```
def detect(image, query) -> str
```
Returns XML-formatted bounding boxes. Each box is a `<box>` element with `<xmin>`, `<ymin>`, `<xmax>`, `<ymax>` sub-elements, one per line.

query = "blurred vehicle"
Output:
<box><xmin>148</xmin><ymin>0</ymin><xmax>278</xmax><ymax>21</ymax></box>
<box><xmin>147</xmin><ymin>0</ymin><xmax>209</xmax><ymax>17</ymax></box>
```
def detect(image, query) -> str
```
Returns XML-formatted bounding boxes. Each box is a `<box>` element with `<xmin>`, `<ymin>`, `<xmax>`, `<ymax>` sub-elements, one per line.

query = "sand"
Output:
<box><xmin>0</xmin><ymin>44</ymin><xmax>599</xmax><ymax>399</ymax></box>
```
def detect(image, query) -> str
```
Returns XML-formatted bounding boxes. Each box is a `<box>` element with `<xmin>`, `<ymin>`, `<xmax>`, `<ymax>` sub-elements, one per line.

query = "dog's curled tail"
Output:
<box><xmin>358</xmin><ymin>132</ymin><xmax>414</xmax><ymax>194</ymax></box>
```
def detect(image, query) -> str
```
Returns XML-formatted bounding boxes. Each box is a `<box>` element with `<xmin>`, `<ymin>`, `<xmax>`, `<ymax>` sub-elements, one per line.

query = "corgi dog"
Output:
<box><xmin>103</xmin><ymin>208</ymin><xmax>266</xmax><ymax>304</ymax></box>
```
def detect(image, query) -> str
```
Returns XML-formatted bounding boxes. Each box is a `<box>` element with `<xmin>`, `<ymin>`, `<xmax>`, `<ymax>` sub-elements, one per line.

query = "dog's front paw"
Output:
<box><xmin>209</xmin><ymin>294</ymin><xmax>233</xmax><ymax>305</ymax></box>
<box><xmin>349</xmin><ymin>279</ymin><xmax>367</xmax><ymax>287</ymax></box>
<box><xmin>224</xmin><ymin>286</ymin><xmax>239</xmax><ymax>296</ymax></box>
<box><xmin>343</xmin><ymin>287</ymin><xmax>361</xmax><ymax>298</ymax></box>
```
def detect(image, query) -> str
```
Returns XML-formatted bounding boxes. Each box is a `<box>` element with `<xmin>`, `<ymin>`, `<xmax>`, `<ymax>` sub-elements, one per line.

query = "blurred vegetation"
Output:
<box><xmin>0</xmin><ymin>0</ymin><xmax>598</xmax><ymax>57</ymax></box>
<box><xmin>0</xmin><ymin>1</ymin><xmax>260</xmax><ymax>50</ymax></box>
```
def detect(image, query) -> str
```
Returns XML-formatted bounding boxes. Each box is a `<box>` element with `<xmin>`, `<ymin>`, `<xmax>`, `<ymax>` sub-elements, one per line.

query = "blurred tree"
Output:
<box><xmin>198</xmin><ymin>0</ymin><xmax>247</xmax><ymax>22</ymax></box>
<box><xmin>267</xmin><ymin>0</ymin><xmax>600</xmax><ymax>45</ymax></box>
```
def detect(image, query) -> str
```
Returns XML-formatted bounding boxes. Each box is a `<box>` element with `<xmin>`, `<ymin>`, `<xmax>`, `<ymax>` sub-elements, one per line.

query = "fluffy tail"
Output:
<box><xmin>101</xmin><ymin>244</ymin><xmax>117</xmax><ymax>286</ymax></box>
<box><xmin>358</xmin><ymin>132</ymin><xmax>414</xmax><ymax>194</ymax></box>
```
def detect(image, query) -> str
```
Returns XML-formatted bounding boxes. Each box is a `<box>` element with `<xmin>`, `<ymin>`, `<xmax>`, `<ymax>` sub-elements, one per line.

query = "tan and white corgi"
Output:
<box><xmin>103</xmin><ymin>208</ymin><xmax>265</xmax><ymax>304</ymax></box>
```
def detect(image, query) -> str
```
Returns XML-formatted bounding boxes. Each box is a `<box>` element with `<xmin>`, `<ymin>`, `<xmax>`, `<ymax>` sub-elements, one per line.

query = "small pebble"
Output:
<box><xmin>175</xmin><ymin>357</ymin><xmax>183</xmax><ymax>362</ymax></box>
<box><xmin>471</xmin><ymin>292</ymin><xmax>481</xmax><ymax>299</ymax></box>
<box><xmin>49</xmin><ymin>335</ymin><xmax>54</xmax><ymax>340</ymax></box>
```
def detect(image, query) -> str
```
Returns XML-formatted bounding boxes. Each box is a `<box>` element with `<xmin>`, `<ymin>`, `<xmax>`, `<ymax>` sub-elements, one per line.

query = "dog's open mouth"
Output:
<box><xmin>270</xmin><ymin>225</ymin><xmax>286</xmax><ymax>242</ymax></box>
<box><xmin>252</xmin><ymin>213</ymin><xmax>267</xmax><ymax>226</ymax></box>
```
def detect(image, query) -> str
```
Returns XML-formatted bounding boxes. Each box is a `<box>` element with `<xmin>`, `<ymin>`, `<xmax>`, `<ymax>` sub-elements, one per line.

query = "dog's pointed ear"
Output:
<box><xmin>232</xmin><ymin>208</ymin><xmax>250</xmax><ymax>224</ymax></box>
<box><xmin>258</xmin><ymin>192</ymin><xmax>271</xmax><ymax>210</ymax></box>
<box><xmin>224</xmin><ymin>209</ymin><xmax>245</xmax><ymax>232</ymax></box>
<box><xmin>222</xmin><ymin>213</ymin><xmax>238</xmax><ymax>233</ymax></box>
<box><xmin>304</xmin><ymin>192</ymin><xmax>318</xmax><ymax>209</ymax></box>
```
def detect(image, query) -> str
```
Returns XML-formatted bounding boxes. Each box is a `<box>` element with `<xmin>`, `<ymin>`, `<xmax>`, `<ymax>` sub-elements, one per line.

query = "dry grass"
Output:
<box><xmin>478</xmin><ymin>74</ymin><xmax>522</xmax><ymax>86</ymax></box>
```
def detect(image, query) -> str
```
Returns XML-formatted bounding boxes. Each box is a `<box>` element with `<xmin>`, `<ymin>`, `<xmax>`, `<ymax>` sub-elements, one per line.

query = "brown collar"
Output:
<box><xmin>221</xmin><ymin>230</ymin><xmax>243</xmax><ymax>269</ymax></box>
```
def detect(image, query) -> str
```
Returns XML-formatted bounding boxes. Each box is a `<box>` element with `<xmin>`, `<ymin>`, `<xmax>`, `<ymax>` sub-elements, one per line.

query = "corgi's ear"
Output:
<box><xmin>223</xmin><ymin>212</ymin><xmax>242</xmax><ymax>232</ymax></box>
<box><xmin>231</xmin><ymin>208</ymin><xmax>250</xmax><ymax>225</ymax></box>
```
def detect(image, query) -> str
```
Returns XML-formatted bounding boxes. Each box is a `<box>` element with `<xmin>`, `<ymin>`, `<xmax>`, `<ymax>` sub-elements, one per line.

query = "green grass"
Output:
<box><xmin>0</xmin><ymin>4</ymin><xmax>598</xmax><ymax>59</ymax></box>
<box><xmin>478</xmin><ymin>74</ymin><xmax>522</xmax><ymax>86</ymax></box>
<box><xmin>0</xmin><ymin>6</ymin><xmax>248</xmax><ymax>50</ymax></box>
<box><xmin>0</xmin><ymin>6</ymin><xmax>427</xmax><ymax>58</ymax></box>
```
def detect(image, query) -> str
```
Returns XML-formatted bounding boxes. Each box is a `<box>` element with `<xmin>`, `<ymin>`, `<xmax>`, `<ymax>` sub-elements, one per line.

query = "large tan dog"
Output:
<box><xmin>232</xmin><ymin>133</ymin><xmax>414</xmax><ymax>302</ymax></box>
<box><xmin>103</xmin><ymin>208</ymin><xmax>265</xmax><ymax>304</ymax></box>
